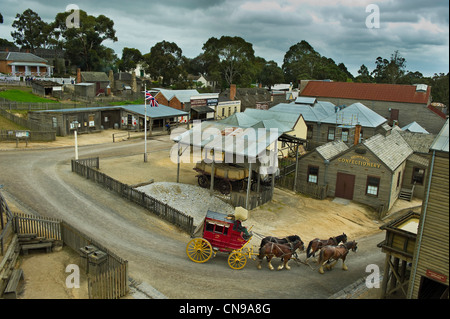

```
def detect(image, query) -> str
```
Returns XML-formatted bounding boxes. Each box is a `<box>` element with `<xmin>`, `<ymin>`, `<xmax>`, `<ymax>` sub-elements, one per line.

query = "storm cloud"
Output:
<box><xmin>0</xmin><ymin>0</ymin><xmax>448</xmax><ymax>76</ymax></box>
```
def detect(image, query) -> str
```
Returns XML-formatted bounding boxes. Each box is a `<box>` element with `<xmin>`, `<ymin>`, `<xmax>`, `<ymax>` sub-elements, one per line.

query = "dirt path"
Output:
<box><xmin>0</xmin><ymin>130</ymin><xmax>422</xmax><ymax>299</ymax></box>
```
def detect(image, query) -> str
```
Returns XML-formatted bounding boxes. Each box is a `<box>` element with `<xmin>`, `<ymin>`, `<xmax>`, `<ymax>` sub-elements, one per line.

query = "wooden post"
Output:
<box><xmin>246</xmin><ymin>162</ymin><xmax>252</xmax><ymax>209</ymax></box>
<box><xmin>210</xmin><ymin>150</ymin><xmax>215</xmax><ymax>196</ymax></box>
<box><xmin>176</xmin><ymin>143</ymin><xmax>180</xmax><ymax>183</ymax></box>
<box><xmin>293</xmin><ymin>144</ymin><xmax>299</xmax><ymax>192</ymax></box>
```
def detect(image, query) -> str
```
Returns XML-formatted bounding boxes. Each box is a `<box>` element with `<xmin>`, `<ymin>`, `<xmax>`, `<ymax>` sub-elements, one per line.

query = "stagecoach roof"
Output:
<box><xmin>206</xmin><ymin>210</ymin><xmax>231</xmax><ymax>223</ymax></box>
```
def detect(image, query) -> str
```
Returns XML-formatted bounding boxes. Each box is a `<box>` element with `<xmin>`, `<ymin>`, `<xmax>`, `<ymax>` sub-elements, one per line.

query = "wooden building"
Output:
<box><xmin>300</xmin><ymin>81</ymin><xmax>446</xmax><ymax>134</ymax></box>
<box><xmin>28</xmin><ymin>104</ymin><xmax>189</xmax><ymax>136</ymax></box>
<box><xmin>270</xmin><ymin>101</ymin><xmax>388</xmax><ymax>150</ymax></box>
<box><xmin>408</xmin><ymin>119</ymin><xmax>449</xmax><ymax>299</ymax></box>
<box><xmin>378</xmin><ymin>211</ymin><xmax>420</xmax><ymax>298</ymax></box>
<box><xmin>296</xmin><ymin>128</ymin><xmax>417</xmax><ymax>214</ymax></box>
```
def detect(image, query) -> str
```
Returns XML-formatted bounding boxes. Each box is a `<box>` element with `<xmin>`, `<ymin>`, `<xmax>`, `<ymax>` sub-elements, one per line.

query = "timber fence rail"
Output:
<box><xmin>0</xmin><ymin>193</ymin><xmax>129</xmax><ymax>298</ymax></box>
<box><xmin>71</xmin><ymin>157</ymin><xmax>195</xmax><ymax>234</ymax></box>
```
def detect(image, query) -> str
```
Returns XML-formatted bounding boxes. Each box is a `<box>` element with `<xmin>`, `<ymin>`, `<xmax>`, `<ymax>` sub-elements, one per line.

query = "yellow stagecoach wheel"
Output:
<box><xmin>186</xmin><ymin>238</ymin><xmax>213</xmax><ymax>263</ymax></box>
<box><xmin>228</xmin><ymin>252</ymin><xmax>247</xmax><ymax>270</ymax></box>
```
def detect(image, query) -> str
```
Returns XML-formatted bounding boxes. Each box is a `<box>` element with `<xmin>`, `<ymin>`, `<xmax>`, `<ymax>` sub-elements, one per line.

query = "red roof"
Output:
<box><xmin>301</xmin><ymin>81</ymin><xmax>431</xmax><ymax>105</ymax></box>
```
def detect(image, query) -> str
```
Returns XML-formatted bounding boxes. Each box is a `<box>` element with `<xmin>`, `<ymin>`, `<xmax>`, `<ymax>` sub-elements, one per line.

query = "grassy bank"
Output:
<box><xmin>0</xmin><ymin>89</ymin><xmax>59</xmax><ymax>103</ymax></box>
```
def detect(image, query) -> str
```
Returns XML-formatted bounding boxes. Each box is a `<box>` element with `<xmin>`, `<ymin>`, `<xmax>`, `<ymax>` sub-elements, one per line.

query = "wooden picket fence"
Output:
<box><xmin>72</xmin><ymin>157</ymin><xmax>194</xmax><ymax>234</ymax></box>
<box><xmin>1</xmin><ymin>191</ymin><xmax>129</xmax><ymax>299</ymax></box>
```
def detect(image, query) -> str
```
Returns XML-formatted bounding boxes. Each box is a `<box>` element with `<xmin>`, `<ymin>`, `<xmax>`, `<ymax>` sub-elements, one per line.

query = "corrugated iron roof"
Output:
<box><xmin>430</xmin><ymin>119</ymin><xmax>449</xmax><ymax>153</ymax></box>
<box><xmin>320</xmin><ymin>102</ymin><xmax>387</xmax><ymax>128</ymax></box>
<box><xmin>301</xmin><ymin>81</ymin><xmax>431</xmax><ymax>104</ymax></box>
<box><xmin>401</xmin><ymin>121</ymin><xmax>429</xmax><ymax>134</ymax></box>
<box><xmin>173</xmin><ymin>121</ymin><xmax>282</xmax><ymax>160</ymax></box>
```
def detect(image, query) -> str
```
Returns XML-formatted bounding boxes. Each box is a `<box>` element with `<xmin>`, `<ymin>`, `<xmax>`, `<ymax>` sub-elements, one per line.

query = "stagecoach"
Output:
<box><xmin>186</xmin><ymin>210</ymin><xmax>257</xmax><ymax>270</ymax></box>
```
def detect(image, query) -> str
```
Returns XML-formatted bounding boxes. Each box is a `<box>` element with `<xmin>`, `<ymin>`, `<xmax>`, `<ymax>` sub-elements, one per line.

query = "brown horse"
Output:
<box><xmin>306</xmin><ymin>233</ymin><xmax>347</xmax><ymax>259</ymax></box>
<box><xmin>317</xmin><ymin>240</ymin><xmax>358</xmax><ymax>274</ymax></box>
<box><xmin>257</xmin><ymin>239</ymin><xmax>305</xmax><ymax>271</ymax></box>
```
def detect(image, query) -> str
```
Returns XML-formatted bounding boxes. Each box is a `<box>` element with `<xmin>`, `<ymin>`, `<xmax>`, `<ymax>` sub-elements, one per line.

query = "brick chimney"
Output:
<box><xmin>354</xmin><ymin>124</ymin><xmax>362</xmax><ymax>145</ymax></box>
<box><xmin>230</xmin><ymin>84</ymin><xmax>236</xmax><ymax>101</ymax></box>
<box><xmin>76</xmin><ymin>68</ymin><xmax>81</xmax><ymax>83</ymax></box>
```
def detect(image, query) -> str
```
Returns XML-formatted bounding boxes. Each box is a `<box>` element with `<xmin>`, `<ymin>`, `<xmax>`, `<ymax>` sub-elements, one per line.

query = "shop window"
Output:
<box><xmin>342</xmin><ymin>129</ymin><xmax>349</xmax><ymax>142</ymax></box>
<box><xmin>307</xmin><ymin>165</ymin><xmax>319</xmax><ymax>184</ymax></box>
<box><xmin>307</xmin><ymin>125</ymin><xmax>313</xmax><ymax>139</ymax></box>
<box><xmin>397</xmin><ymin>171</ymin><xmax>402</xmax><ymax>188</ymax></box>
<box><xmin>327</xmin><ymin>127</ymin><xmax>335</xmax><ymax>141</ymax></box>
<box><xmin>412</xmin><ymin>167</ymin><xmax>425</xmax><ymax>185</ymax></box>
<box><xmin>366</xmin><ymin>176</ymin><xmax>380</xmax><ymax>196</ymax></box>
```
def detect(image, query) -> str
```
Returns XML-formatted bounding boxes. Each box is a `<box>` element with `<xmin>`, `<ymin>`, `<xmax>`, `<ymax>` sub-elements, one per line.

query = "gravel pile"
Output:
<box><xmin>136</xmin><ymin>182</ymin><xmax>235</xmax><ymax>225</ymax></box>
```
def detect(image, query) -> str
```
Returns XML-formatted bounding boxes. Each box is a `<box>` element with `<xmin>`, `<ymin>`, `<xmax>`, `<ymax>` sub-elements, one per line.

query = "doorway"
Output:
<box><xmin>335</xmin><ymin>172</ymin><xmax>355</xmax><ymax>200</ymax></box>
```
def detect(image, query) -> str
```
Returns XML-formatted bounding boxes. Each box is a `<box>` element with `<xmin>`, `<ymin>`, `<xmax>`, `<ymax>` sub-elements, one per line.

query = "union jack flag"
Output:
<box><xmin>145</xmin><ymin>91</ymin><xmax>159</xmax><ymax>107</ymax></box>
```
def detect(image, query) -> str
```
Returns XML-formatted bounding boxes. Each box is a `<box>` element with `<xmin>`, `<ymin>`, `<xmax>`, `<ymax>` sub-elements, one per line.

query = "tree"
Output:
<box><xmin>282</xmin><ymin>40</ymin><xmax>349</xmax><ymax>83</ymax></box>
<box><xmin>118</xmin><ymin>47</ymin><xmax>143</xmax><ymax>72</ymax></box>
<box><xmin>430</xmin><ymin>73</ymin><xmax>449</xmax><ymax>108</ymax></box>
<box><xmin>283</xmin><ymin>40</ymin><xmax>320</xmax><ymax>83</ymax></box>
<box><xmin>371</xmin><ymin>50</ymin><xmax>406</xmax><ymax>84</ymax></box>
<box><xmin>52</xmin><ymin>10</ymin><xmax>118</xmax><ymax>71</ymax></box>
<box><xmin>202</xmin><ymin>36</ymin><xmax>255</xmax><ymax>87</ymax></box>
<box><xmin>355</xmin><ymin>64</ymin><xmax>373</xmax><ymax>83</ymax></box>
<box><xmin>259</xmin><ymin>61</ymin><xmax>284</xmax><ymax>89</ymax></box>
<box><xmin>11</xmin><ymin>9</ymin><xmax>48</xmax><ymax>53</ymax></box>
<box><xmin>145</xmin><ymin>41</ymin><xmax>185</xmax><ymax>87</ymax></box>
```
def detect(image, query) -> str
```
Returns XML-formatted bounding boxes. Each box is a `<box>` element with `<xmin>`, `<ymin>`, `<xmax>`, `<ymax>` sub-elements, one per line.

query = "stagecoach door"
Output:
<box><xmin>335</xmin><ymin>172</ymin><xmax>355</xmax><ymax>200</ymax></box>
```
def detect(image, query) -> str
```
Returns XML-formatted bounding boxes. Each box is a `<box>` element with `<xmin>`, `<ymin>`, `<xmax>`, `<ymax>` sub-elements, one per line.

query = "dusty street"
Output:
<box><xmin>0</xmin><ymin>130</ymin><xmax>421</xmax><ymax>299</ymax></box>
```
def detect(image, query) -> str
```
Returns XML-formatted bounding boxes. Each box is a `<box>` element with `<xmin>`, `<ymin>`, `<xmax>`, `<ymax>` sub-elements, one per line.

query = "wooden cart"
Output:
<box><xmin>193</xmin><ymin>161</ymin><xmax>249</xmax><ymax>195</ymax></box>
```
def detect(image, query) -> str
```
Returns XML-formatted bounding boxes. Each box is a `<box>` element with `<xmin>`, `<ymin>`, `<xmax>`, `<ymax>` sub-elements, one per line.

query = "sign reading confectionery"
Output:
<box><xmin>337</xmin><ymin>155</ymin><xmax>382</xmax><ymax>169</ymax></box>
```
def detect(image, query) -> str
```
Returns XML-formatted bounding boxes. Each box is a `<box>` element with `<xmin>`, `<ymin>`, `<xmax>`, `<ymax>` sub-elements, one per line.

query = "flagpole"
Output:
<box><xmin>144</xmin><ymin>83</ymin><xmax>147</xmax><ymax>162</ymax></box>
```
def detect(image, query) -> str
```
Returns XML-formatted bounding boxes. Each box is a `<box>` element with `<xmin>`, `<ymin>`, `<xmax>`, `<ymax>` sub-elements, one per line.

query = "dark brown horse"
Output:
<box><xmin>257</xmin><ymin>239</ymin><xmax>305</xmax><ymax>271</ymax></box>
<box><xmin>317</xmin><ymin>240</ymin><xmax>358</xmax><ymax>274</ymax></box>
<box><xmin>259</xmin><ymin>235</ymin><xmax>302</xmax><ymax>249</ymax></box>
<box><xmin>306</xmin><ymin>233</ymin><xmax>347</xmax><ymax>259</ymax></box>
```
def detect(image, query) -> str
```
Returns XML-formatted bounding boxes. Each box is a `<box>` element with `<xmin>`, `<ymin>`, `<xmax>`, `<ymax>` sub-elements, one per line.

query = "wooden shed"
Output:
<box><xmin>378</xmin><ymin>211</ymin><xmax>419</xmax><ymax>298</ymax></box>
<box><xmin>408</xmin><ymin>119</ymin><xmax>449</xmax><ymax>299</ymax></box>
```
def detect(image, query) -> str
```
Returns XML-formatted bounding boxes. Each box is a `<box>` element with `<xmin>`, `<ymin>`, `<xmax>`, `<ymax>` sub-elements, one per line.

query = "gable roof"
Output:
<box><xmin>320</xmin><ymin>102</ymin><xmax>387</xmax><ymax>128</ymax></box>
<box><xmin>430</xmin><ymin>118</ymin><xmax>449</xmax><ymax>153</ymax></box>
<box><xmin>301</xmin><ymin>81</ymin><xmax>431</xmax><ymax>105</ymax></box>
<box><xmin>316</xmin><ymin>140</ymin><xmax>349</xmax><ymax>161</ymax></box>
<box><xmin>243</xmin><ymin>108</ymin><xmax>302</xmax><ymax>131</ymax></box>
<box><xmin>363</xmin><ymin>129</ymin><xmax>413</xmax><ymax>171</ymax></box>
<box><xmin>155</xmin><ymin>89</ymin><xmax>200</xmax><ymax>103</ymax></box>
<box><xmin>0</xmin><ymin>51</ymin><xmax>48</xmax><ymax>63</ymax></box>
<box><xmin>401</xmin><ymin>121</ymin><xmax>429</xmax><ymax>134</ymax></box>
<box><xmin>81</xmin><ymin>72</ymin><xmax>109</xmax><ymax>82</ymax></box>
<box><xmin>269</xmin><ymin>101</ymin><xmax>335</xmax><ymax>122</ymax></box>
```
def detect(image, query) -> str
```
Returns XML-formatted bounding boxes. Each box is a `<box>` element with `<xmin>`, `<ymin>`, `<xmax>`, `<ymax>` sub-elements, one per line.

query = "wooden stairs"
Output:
<box><xmin>398</xmin><ymin>182</ymin><xmax>416</xmax><ymax>201</ymax></box>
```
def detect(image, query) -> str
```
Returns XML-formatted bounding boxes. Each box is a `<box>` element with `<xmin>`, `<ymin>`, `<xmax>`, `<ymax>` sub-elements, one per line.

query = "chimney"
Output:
<box><xmin>354</xmin><ymin>124</ymin><xmax>362</xmax><ymax>145</ymax></box>
<box><xmin>108</xmin><ymin>70</ymin><xmax>114</xmax><ymax>90</ymax></box>
<box><xmin>131</xmin><ymin>71</ymin><xmax>137</xmax><ymax>93</ymax></box>
<box><xmin>230</xmin><ymin>84</ymin><xmax>236</xmax><ymax>101</ymax></box>
<box><xmin>76</xmin><ymin>68</ymin><xmax>81</xmax><ymax>83</ymax></box>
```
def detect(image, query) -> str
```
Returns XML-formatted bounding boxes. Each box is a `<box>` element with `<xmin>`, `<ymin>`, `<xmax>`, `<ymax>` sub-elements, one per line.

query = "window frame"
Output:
<box><xmin>366</xmin><ymin>175</ymin><xmax>380</xmax><ymax>197</ymax></box>
<box><xmin>307</xmin><ymin>165</ymin><xmax>319</xmax><ymax>184</ymax></box>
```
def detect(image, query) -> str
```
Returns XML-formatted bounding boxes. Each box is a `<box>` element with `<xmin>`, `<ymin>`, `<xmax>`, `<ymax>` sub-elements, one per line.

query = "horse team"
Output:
<box><xmin>257</xmin><ymin>233</ymin><xmax>358</xmax><ymax>274</ymax></box>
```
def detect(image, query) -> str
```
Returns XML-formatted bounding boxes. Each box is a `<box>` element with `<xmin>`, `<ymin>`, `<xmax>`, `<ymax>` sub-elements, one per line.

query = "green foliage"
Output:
<box><xmin>51</xmin><ymin>10</ymin><xmax>118</xmax><ymax>71</ymax></box>
<box><xmin>144</xmin><ymin>41</ymin><xmax>186</xmax><ymax>87</ymax></box>
<box><xmin>0</xmin><ymin>89</ymin><xmax>59</xmax><ymax>103</ymax></box>
<box><xmin>202</xmin><ymin>36</ymin><xmax>256</xmax><ymax>88</ymax></box>
<box><xmin>11</xmin><ymin>9</ymin><xmax>48</xmax><ymax>52</ymax></box>
<box><xmin>282</xmin><ymin>40</ymin><xmax>349</xmax><ymax>84</ymax></box>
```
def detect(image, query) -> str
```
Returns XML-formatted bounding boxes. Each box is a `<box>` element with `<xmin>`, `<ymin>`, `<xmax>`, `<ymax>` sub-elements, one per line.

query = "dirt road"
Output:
<box><xmin>0</xmin><ymin>130</ymin><xmax>421</xmax><ymax>299</ymax></box>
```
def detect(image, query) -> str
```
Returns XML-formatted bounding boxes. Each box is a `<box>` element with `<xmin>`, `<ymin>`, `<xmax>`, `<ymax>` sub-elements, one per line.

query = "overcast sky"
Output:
<box><xmin>1</xmin><ymin>0</ymin><xmax>448</xmax><ymax>77</ymax></box>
